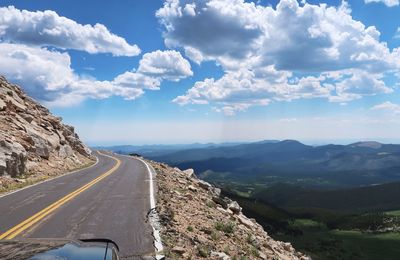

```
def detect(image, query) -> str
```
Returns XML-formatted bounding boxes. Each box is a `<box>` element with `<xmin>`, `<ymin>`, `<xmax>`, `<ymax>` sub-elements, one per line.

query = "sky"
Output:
<box><xmin>0</xmin><ymin>0</ymin><xmax>399</xmax><ymax>145</ymax></box>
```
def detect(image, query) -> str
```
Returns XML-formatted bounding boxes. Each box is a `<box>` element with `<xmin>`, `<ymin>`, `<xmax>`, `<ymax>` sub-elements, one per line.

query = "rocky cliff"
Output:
<box><xmin>149</xmin><ymin>160</ymin><xmax>309</xmax><ymax>260</ymax></box>
<box><xmin>0</xmin><ymin>76</ymin><xmax>93</xmax><ymax>190</ymax></box>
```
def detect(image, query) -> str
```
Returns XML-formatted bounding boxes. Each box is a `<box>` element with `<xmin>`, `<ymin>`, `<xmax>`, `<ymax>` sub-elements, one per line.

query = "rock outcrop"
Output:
<box><xmin>149</xmin><ymin>160</ymin><xmax>310</xmax><ymax>259</ymax></box>
<box><xmin>0</xmin><ymin>76</ymin><xmax>93</xmax><ymax>189</ymax></box>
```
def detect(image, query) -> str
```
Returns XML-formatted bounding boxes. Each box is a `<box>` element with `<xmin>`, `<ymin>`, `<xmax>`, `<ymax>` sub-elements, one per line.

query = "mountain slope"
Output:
<box><xmin>0</xmin><ymin>76</ymin><xmax>93</xmax><ymax>190</ymax></box>
<box><xmin>149</xmin><ymin>160</ymin><xmax>309</xmax><ymax>259</ymax></box>
<box><xmin>153</xmin><ymin>140</ymin><xmax>400</xmax><ymax>170</ymax></box>
<box><xmin>147</xmin><ymin>140</ymin><xmax>400</xmax><ymax>188</ymax></box>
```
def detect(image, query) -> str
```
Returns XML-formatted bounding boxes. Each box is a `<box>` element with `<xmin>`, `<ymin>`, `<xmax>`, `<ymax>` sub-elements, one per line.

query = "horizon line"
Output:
<box><xmin>88</xmin><ymin>138</ymin><xmax>400</xmax><ymax>147</ymax></box>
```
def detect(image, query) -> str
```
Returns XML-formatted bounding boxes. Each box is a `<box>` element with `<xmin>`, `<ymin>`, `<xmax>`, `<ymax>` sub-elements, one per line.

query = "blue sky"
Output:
<box><xmin>0</xmin><ymin>0</ymin><xmax>399</xmax><ymax>145</ymax></box>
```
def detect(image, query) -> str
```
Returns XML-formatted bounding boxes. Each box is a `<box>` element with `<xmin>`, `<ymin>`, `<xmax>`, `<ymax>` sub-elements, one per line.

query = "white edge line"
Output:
<box><xmin>0</xmin><ymin>154</ymin><xmax>99</xmax><ymax>199</ymax></box>
<box><xmin>117</xmin><ymin>153</ymin><xmax>164</xmax><ymax>259</ymax></box>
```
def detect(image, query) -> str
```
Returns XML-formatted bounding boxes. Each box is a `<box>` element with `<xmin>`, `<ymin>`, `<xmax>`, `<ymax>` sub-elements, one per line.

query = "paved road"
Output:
<box><xmin>0</xmin><ymin>151</ymin><xmax>155</xmax><ymax>259</ymax></box>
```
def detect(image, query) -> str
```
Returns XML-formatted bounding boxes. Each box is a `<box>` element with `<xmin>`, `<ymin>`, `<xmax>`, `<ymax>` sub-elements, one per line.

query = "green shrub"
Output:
<box><xmin>215</xmin><ymin>221</ymin><xmax>235</xmax><ymax>234</ymax></box>
<box><xmin>198</xmin><ymin>246</ymin><xmax>209</xmax><ymax>257</ymax></box>
<box><xmin>250</xmin><ymin>246</ymin><xmax>259</xmax><ymax>257</ymax></box>
<box><xmin>206</xmin><ymin>200</ymin><xmax>216</xmax><ymax>208</ymax></box>
<box><xmin>210</xmin><ymin>230</ymin><xmax>220</xmax><ymax>240</ymax></box>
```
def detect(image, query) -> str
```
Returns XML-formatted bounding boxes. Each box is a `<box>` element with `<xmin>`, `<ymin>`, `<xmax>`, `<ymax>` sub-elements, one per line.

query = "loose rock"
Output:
<box><xmin>149</xmin><ymin>159</ymin><xmax>310</xmax><ymax>260</ymax></box>
<box><xmin>182</xmin><ymin>168</ymin><xmax>194</xmax><ymax>178</ymax></box>
<box><xmin>0</xmin><ymin>76</ymin><xmax>94</xmax><ymax>189</ymax></box>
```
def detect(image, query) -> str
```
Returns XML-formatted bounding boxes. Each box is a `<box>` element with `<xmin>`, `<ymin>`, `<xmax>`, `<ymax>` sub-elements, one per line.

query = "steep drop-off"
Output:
<box><xmin>149</xmin><ymin>159</ymin><xmax>309</xmax><ymax>259</ymax></box>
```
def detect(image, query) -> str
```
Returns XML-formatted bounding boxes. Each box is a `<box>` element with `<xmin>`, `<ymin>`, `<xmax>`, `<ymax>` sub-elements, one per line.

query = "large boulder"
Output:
<box><xmin>197</xmin><ymin>179</ymin><xmax>212</xmax><ymax>190</ymax></box>
<box><xmin>7</xmin><ymin>151</ymin><xmax>27</xmax><ymax>177</ymax></box>
<box><xmin>0</xmin><ymin>153</ymin><xmax>7</xmax><ymax>175</ymax></box>
<box><xmin>32</xmin><ymin>136</ymin><xmax>50</xmax><ymax>159</ymax></box>
<box><xmin>228</xmin><ymin>201</ymin><xmax>242</xmax><ymax>214</ymax></box>
<box><xmin>0</xmin><ymin>99</ymin><xmax>6</xmax><ymax>111</ymax></box>
<box><xmin>0</xmin><ymin>139</ymin><xmax>27</xmax><ymax>177</ymax></box>
<box><xmin>58</xmin><ymin>144</ymin><xmax>74</xmax><ymax>158</ymax></box>
<box><xmin>21</xmin><ymin>113</ymin><xmax>34</xmax><ymax>123</ymax></box>
<box><xmin>65</xmin><ymin>135</ymin><xmax>91</xmax><ymax>157</ymax></box>
<box><xmin>182</xmin><ymin>168</ymin><xmax>194</xmax><ymax>178</ymax></box>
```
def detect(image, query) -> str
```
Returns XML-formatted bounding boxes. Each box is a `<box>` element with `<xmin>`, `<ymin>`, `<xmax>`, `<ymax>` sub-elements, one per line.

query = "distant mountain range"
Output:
<box><xmin>99</xmin><ymin>140</ymin><xmax>400</xmax><ymax>189</ymax></box>
<box><xmin>103</xmin><ymin>139</ymin><xmax>400</xmax><ymax>189</ymax></box>
<box><xmin>92</xmin><ymin>141</ymin><xmax>250</xmax><ymax>157</ymax></box>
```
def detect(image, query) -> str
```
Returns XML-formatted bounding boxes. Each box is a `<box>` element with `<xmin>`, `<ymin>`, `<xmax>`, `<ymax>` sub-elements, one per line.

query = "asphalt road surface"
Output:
<box><xmin>0</xmin><ymin>151</ymin><xmax>155</xmax><ymax>259</ymax></box>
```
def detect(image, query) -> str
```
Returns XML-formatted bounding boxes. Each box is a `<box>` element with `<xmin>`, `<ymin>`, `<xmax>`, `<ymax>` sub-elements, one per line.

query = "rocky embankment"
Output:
<box><xmin>0</xmin><ymin>76</ymin><xmax>93</xmax><ymax>191</ymax></box>
<box><xmin>149</xmin><ymin>160</ymin><xmax>309</xmax><ymax>260</ymax></box>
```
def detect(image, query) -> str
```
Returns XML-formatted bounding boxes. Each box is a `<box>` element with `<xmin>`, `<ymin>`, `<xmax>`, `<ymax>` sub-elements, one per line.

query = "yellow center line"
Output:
<box><xmin>0</xmin><ymin>151</ymin><xmax>121</xmax><ymax>240</ymax></box>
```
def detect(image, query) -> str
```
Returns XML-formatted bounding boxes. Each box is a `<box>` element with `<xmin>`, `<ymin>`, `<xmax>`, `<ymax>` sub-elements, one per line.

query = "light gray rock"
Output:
<box><xmin>216</xmin><ymin>206</ymin><xmax>230</xmax><ymax>216</ymax></box>
<box><xmin>237</xmin><ymin>214</ymin><xmax>255</xmax><ymax>229</ymax></box>
<box><xmin>228</xmin><ymin>201</ymin><xmax>242</xmax><ymax>214</ymax></box>
<box><xmin>259</xmin><ymin>252</ymin><xmax>268</xmax><ymax>259</ymax></box>
<box><xmin>25</xmin><ymin>161</ymin><xmax>38</xmax><ymax>171</ymax></box>
<box><xmin>21</xmin><ymin>114</ymin><xmax>34</xmax><ymax>123</ymax></box>
<box><xmin>46</xmin><ymin>133</ymin><xmax>61</xmax><ymax>149</ymax></box>
<box><xmin>210</xmin><ymin>187</ymin><xmax>221</xmax><ymax>197</ymax></box>
<box><xmin>47</xmin><ymin>116</ymin><xmax>62</xmax><ymax>129</ymax></box>
<box><xmin>65</xmin><ymin>135</ymin><xmax>91</xmax><ymax>157</ymax></box>
<box><xmin>32</xmin><ymin>136</ymin><xmax>50</xmax><ymax>159</ymax></box>
<box><xmin>80</xmin><ymin>144</ymin><xmax>92</xmax><ymax>156</ymax></box>
<box><xmin>0</xmin><ymin>99</ymin><xmax>6</xmax><ymax>111</ymax></box>
<box><xmin>212</xmin><ymin>196</ymin><xmax>231</xmax><ymax>209</ymax></box>
<box><xmin>210</xmin><ymin>251</ymin><xmax>230</xmax><ymax>260</ymax></box>
<box><xmin>0</xmin><ymin>139</ymin><xmax>27</xmax><ymax>177</ymax></box>
<box><xmin>188</xmin><ymin>185</ymin><xmax>198</xmax><ymax>192</ymax></box>
<box><xmin>171</xmin><ymin>246</ymin><xmax>186</xmax><ymax>255</ymax></box>
<box><xmin>283</xmin><ymin>242</ymin><xmax>294</xmax><ymax>252</ymax></box>
<box><xmin>58</xmin><ymin>144</ymin><xmax>74</xmax><ymax>158</ymax></box>
<box><xmin>197</xmin><ymin>179</ymin><xmax>212</xmax><ymax>190</ymax></box>
<box><xmin>0</xmin><ymin>153</ymin><xmax>7</xmax><ymax>175</ymax></box>
<box><xmin>182</xmin><ymin>168</ymin><xmax>194</xmax><ymax>178</ymax></box>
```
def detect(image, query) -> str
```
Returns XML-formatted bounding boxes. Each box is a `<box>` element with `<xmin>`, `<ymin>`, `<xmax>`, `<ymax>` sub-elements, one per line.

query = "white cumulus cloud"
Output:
<box><xmin>138</xmin><ymin>50</ymin><xmax>193</xmax><ymax>81</ymax></box>
<box><xmin>158</xmin><ymin>0</ymin><xmax>400</xmax><ymax>115</ymax></box>
<box><xmin>0</xmin><ymin>6</ymin><xmax>140</xmax><ymax>56</ymax></box>
<box><xmin>364</xmin><ymin>0</ymin><xmax>399</xmax><ymax>7</ymax></box>
<box><xmin>0</xmin><ymin>43</ymin><xmax>145</xmax><ymax>106</ymax></box>
<box><xmin>157</xmin><ymin>0</ymin><xmax>398</xmax><ymax>72</ymax></box>
<box><xmin>0</xmin><ymin>44</ymin><xmax>192</xmax><ymax>106</ymax></box>
<box><xmin>173</xmin><ymin>67</ymin><xmax>333</xmax><ymax>115</ymax></box>
<box><xmin>371</xmin><ymin>101</ymin><xmax>400</xmax><ymax>115</ymax></box>
<box><xmin>156</xmin><ymin>0</ymin><xmax>264</xmax><ymax>68</ymax></box>
<box><xmin>260</xmin><ymin>1</ymin><xmax>396</xmax><ymax>72</ymax></box>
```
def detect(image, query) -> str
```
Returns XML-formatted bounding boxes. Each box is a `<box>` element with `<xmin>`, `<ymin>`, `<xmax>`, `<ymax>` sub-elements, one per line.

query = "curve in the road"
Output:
<box><xmin>0</xmin><ymin>151</ymin><xmax>120</xmax><ymax>240</ymax></box>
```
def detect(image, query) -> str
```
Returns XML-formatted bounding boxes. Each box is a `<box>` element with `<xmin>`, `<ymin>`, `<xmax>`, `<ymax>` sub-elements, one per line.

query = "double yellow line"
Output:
<box><xmin>0</xmin><ymin>151</ymin><xmax>121</xmax><ymax>240</ymax></box>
